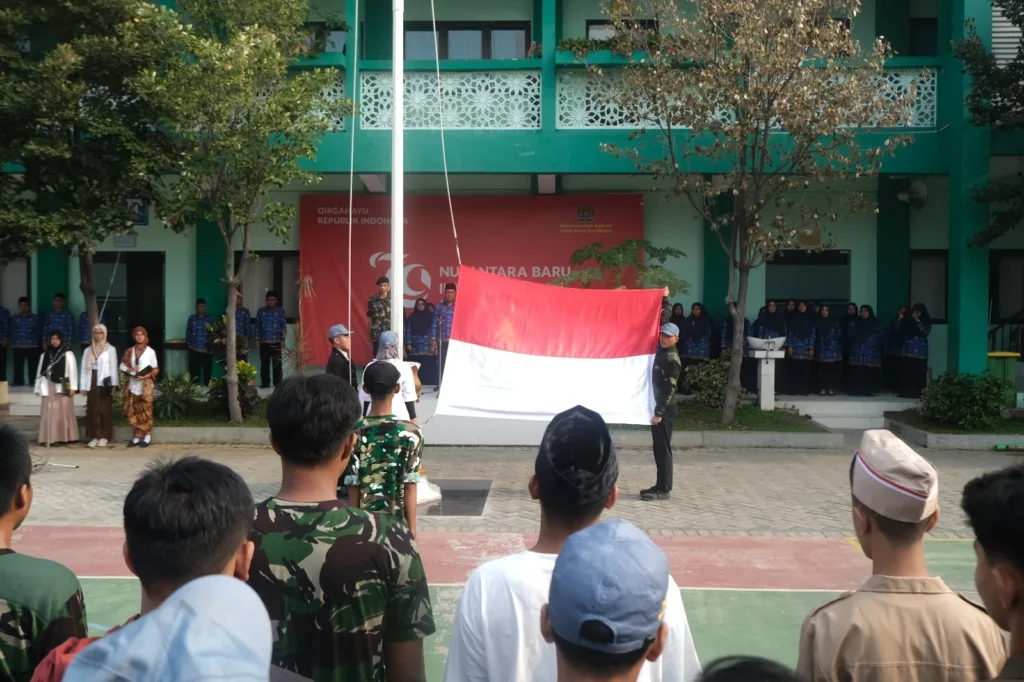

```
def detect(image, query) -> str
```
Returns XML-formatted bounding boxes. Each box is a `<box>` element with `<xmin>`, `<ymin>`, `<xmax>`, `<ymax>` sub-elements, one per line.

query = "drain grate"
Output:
<box><xmin>423</xmin><ymin>479</ymin><xmax>491</xmax><ymax>517</ymax></box>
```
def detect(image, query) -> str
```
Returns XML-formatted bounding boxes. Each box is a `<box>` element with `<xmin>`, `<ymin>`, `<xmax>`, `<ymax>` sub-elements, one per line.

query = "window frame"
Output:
<box><xmin>909</xmin><ymin>249</ymin><xmax>949</xmax><ymax>325</ymax></box>
<box><xmin>0</xmin><ymin>257</ymin><xmax>33</xmax><ymax>312</ymax></box>
<box><xmin>990</xmin><ymin>248</ymin><xmax>1024</xmax><ymax>323</ymax></box>
<box><xmin>233</xmin><ymin>250</ymin><xmax>301</xmax><ymax>324</ymax></box>
<box><xmin>404</xmin><ymin>21</ymin><xmax>531</xmax><ymax>60</ymax></box>
<box><xmin>585</xmin><ymin>19</ymin><xmax>659</xmax><ymax>41</ymax></box>
<box><xmin>908</xmin><ymin>16</ymin><xmax>939</xmax><ymax>57</ymax></box>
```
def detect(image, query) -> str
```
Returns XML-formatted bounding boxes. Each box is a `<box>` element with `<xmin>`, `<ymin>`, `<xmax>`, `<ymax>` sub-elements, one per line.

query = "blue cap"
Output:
<box><xmin>660</xmin><ymin>322</ymin><xmax>679</xmax><ymax>336</ymax></box>
<box><xmin>65</xmin><ymin>575</ymin><xmax>272</xmax><ymax>681</ymax></box>
<box><xmin>548</xmin><ymin>519</ymin><xmax>669</xmax><ymax>655</ymax></box>
<box><xmin>379</xmin><ymin>330</ymin><xmax>399</xmax><ymax>346</ymax></box>
<box><xmin>328</xmin><ymin>324</ymin><xmax>350</xmax><ymax>339</ymax></box>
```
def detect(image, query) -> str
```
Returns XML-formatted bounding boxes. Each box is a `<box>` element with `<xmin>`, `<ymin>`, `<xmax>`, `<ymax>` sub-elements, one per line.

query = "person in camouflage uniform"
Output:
<box><xmin>642</xmin><ymin>322</ymin><xmax>682</xmax><ymax>502</ymax></box>
<box><xmin>253</xmin><ymin>374</ymin><xmax>435</xmax><ymax>682</ymax></box>
<box><xmin>344</xmin><ymin>362</ymin><xmax>424</xmax><ymax>537</ymax></box>
<box><xmin>0</xmin><ymin>425</ymin><xmax>88</xmax><ymax>682</ymax></box>
<box><xmin>366</xmin><ymin>277</ymin><xmax>392</xmax><ymax>357</ymax></box>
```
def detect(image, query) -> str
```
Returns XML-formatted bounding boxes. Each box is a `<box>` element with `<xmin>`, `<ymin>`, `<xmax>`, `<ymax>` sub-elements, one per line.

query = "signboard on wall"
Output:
<box><xmin>299</xmin><ymin>194</ymin><xmax>645</xmax><ymax>364</ymax></box>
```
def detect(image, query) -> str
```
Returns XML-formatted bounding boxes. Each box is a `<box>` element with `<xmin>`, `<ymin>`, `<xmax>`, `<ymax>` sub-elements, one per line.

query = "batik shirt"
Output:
<box><xmin>236</xmin><ymin>307</ymin><xmax>253</xmax><ymax>338</ymax></box>
<box><xmin>186</xmin><ymin>314</ymin><xmax>211</xmax><ymax>352</ymax></box>
<box><xmin>367</xmin><ymin>295</ymin><xmax>391</xmax><ymax>344</ymax></box>
<box><xmin>248</xmin><ymin>499</ymin><xmax>436</xmax><ymax>682</ymax></box>
<box><xmin>680</xmin><ymin>325</ymin><xmax>712</xmax><ymax>360</ymax></box>
<box><xmin>0</xmin><ymin>550</ymin><xmax>88</xmax><ymax>682</ymax></box>
<box><xmin>720</xmin><ymin>319</ymin><xmax>751</xmax><ymax>353</ymax></box>
<box><xmin>850</xmin><ymin>323</ymin><xmax>884</xmax><ymax>367</ymax></box>
<box><xmin>0</xmin><ymin>306</ymin><xmax>9</xmax><ymax>342</ymax></box>
<box><xmin>77</xmin><ymin>311</ymin><xmax>108</xmax><ymax>344</ymax></box>
<box><xmin>816</xmin><ymin>325</ymin><xmax>843</xmax><ymax>363</ymax></box>
<box><xmin>404</xmin><ymin>328</ymin><xmax>432</xmax><ymax>355</ymax></box>
<box><xmin>11</xmin><ymin>313</ymin><xmax>40</xmax><ymax>348</ymax></box>
<box><xmin>787</xmin><ymin>326</ymin><xmax>816</xmax><ymax>361</ymax></box>
<box><xmin>901</xmin><ymin>321</ymin><xmax>931</xmax><ymax>360</ymax></box>
<box><xmin>43</xmin><ymin>310</ymin><xmax>74</xmax><ymax>344</ymax></box>
<box><xmin>256</xmin><ymin>306</ymin><xmax>288</xmax><ymax>343</ymax></box>
<box><xmin>344</xmin><ymin>416</ymin><xmax>424</xmax><ymax>518</ymax></box>
<box><xmin>431</xmin><ymin>301</ymin><xmax>456</xmax><ymax>343</ymax></box>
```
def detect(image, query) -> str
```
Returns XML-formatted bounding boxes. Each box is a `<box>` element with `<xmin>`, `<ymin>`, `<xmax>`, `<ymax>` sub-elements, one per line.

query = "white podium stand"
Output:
<box><xmin>747</xmin><ymin>337</ymin><xmax>787</xmax><ymax>411</ymax></box>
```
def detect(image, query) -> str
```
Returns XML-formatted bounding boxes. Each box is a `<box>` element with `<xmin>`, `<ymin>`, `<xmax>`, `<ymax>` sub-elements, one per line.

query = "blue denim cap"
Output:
<box><xmin>379</xmin><ymin>330</ymin><xmax>399</xmax><ymax>346</ymax></box>
<box><xmin>328</xmin><ymin>324</ymin><xmax>350</xmax><ymax>339</ymax></box>
<box><xmin>660</xmin><ymin>322</ymin><xmax>680</xmax><ymax>336</ymax></box>
<box><xmin>548</xmin><ymin>519</ymin><xmax>670</xmax><ymax>655</ymax></box>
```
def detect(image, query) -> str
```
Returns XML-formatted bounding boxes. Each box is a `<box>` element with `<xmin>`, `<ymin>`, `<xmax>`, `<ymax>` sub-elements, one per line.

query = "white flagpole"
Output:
<box><xmin>391</xmin><ymin>0</ymin><xmax>405</xmax><ymax>358</ymax></box>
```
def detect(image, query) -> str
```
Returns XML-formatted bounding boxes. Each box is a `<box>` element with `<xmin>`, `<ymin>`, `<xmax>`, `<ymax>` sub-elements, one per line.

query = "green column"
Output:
<box><xmin>196</xmin><ymin>218</ymin><xmax>226</xmax><ymax>315</ymax></box>
<box><xmin>702</xmin><ymin>190</ymin><xmax>733</xmax><ymax>322</ymax></box>
<box><xmin>875</xmin><ymin>0</ymin><xmax>910</xmax><ymax>55</ymax></box>
<box><xmin>541</xmin><ymin>0</ymin><xmax>557</xmax><ymax>130</ymax></box>
<box><xmin>876</xmin><ymin>176</ymin><xmax>910</xmax><ymax>324</ymax></box>
<box><xmin>363</xmin><ymin>1</ymin><xmax>391</xmax><ymax>60</ymax></box>
<box><xmin>35</xmin><ymin>248</ymin><xmax>70</xmax><ymax>317</ymax></box>
<box><xmin>942</xmin><ymin>0</ymin><xmax>991</xmax><ymax>374</ymax></box>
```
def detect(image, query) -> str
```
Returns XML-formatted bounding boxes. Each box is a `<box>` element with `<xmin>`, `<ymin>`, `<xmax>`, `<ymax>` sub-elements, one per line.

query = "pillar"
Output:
<box><xmin>196</xmin><ymin>218</ymin><xmax>226</xmax><ymax>315</ymax></box>
<box><xmin>35</xmin><ymin>248</ymin><xmax>70</xmax><ymax>317</ymax></box>
<box><xmin>942</xmin><ymin>0</ymin><xmax>991</xmax><ymax>374</ymax></box>
<box><xmin>541</xmin><ymin>0</ymin><xmax>558</xmax><ymax>131</ymax></box>
<box><xmin>876</xmin><ymin>176</ymin><xmax>910</xmax><ymax>323</ymax></box>
<box><xmin>362</xmin><ymin>1</ymin><xmax>391</xmax><ymax>60</ymax></box>
<box><xmin>702</xmin><ymin>189</ymin><xmax>734</xmax><ymax>321</ymax></box>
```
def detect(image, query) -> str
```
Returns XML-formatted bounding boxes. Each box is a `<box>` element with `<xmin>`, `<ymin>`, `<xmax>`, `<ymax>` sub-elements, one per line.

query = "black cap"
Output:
<box><xmin>445</xmin><ymin>283</ymin><xmax>457</xmax><ymax>292</ymax></box>
<box><xmin>376</xmin><ymin>276</ymin><xmax>390</xmax><ymax>286</ymax></box>
<box><xmin>196</xmin><ymin>298</ymin><xmax>206</xmax><ymax>305</ymax></box>
<box><xmin>535</xmin><ymin>406</ymin><xmax>618</xmax><ymax>507</ymax></box>
<box><xmin>363</xmin><ymin>361</ymin><xmax>401</xmax><ymax>396</ymax></box>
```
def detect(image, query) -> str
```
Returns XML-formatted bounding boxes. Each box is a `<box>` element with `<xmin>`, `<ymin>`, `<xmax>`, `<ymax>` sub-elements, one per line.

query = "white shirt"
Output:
<box><xmin>80</xmin><ymin>345</ymin><xmax>120</xmax><ymax>392</ymax></box>
<box><xmin>120</xmin><ymin>346</ymin><xmax>158</xmax><ymax>396</ymax></box>
<box><xmin>34</xmin><ymin>350</ymin><xmax>78</xmax><ymax>396</ymax></box>
<box><xmin>444</xmin><ymin>551</ymin><xmax>701</xmax><ymax>682</ymax></box>
<box><xmin>358</xmin><ymin>359</ymin><xmax>419</xmax><ymax>421</ymax></box>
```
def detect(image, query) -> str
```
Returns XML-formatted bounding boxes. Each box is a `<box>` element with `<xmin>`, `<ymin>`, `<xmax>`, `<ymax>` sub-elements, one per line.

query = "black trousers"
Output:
<box><xmin>12</xmin><ymin>348</ymin><xmax>40</xmax><ymax>387</ymax></box>
<box><xmin>787</xmin><ymin>358</ymin><xmax>812</xmax><ymax>396</ymax></box>
<box><xmin>189</xmin><ymin>349</ymin><xmax>213</xmax><ymax>386</ymax></box>
<box><xmin>0</xmin><ymin>345</ymin><xmax>7</xmax><ymax>382</ymax></box>
<box><xmin>899</xmin><ymin>357</ymin><xmax>928</xmax><ymax>399</ymax></box>
<box><xmin>259</xmin><ymin>342</ymin><xmax>283</xmax><ymax>388</ymax></box>
<box><xmin>651</xmin><ymin>404</ymin><xmax>677</xmax><ymax>492</ymax></box>
<box><xmin>816</xmin><ymin>362</ymin><xmax>842</xmax><ymax>393</ymax></box>
<box><xmin>438</xmin><ymin>340</ymin><xmax>450</xmax><ymax>389</ymax></box>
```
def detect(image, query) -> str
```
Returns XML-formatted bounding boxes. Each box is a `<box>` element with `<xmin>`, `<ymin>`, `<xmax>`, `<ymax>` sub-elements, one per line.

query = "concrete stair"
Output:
<box><xmin>775</xmin><ymin>395</ymin><xmax>919</xmax><ymax>430</ymax></box>
<box><xmin>6</xmin><ymin>387</ymin><xmax>86</xmax><ymax>417</ymax></box>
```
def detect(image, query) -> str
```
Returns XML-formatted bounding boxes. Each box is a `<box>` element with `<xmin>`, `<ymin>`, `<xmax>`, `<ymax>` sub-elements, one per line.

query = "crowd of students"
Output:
<box><xmin>668</xmin><ymin>299</ymin><xmax>933</xmax><ymax>399</ymax></box>
<box><xmin>1</xmin><ymin>377</ymin><xmax>1022</xmax><ymax>681</ymax></box>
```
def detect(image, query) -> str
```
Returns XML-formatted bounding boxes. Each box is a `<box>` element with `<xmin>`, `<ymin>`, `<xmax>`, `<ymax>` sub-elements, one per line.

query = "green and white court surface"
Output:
<box><xmin>18</xmin><ymin>527</ymin><xmax>980</xmax><ymax>680</ymax></box>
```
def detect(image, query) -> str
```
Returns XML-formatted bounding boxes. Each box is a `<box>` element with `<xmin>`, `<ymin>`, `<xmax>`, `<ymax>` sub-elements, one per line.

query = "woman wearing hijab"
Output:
<box><xmin>405</xmin><ymin>298</ymin><xmax>437</xmax><ymax>385</ymax></box>
<box><xmin>848</xmin><ymin>305</ymin><xmax>884</xmax><ymax>396</ymax></box>
<box><xmin>785</xmin><ymin>301</ymin><xmax>816</xmax><ymax>396</ymax></box>
<box><xmin>670</xmin><ymin>303</ymin><xmax>686</xmax><ymax>330</ymax></box>
<box><xmin>884</xmin><ymin>305</ymin><xmax>908</xmax><ymax>393</ymax></box>
<box><xmin>720</xmin><ymin>313</ymin><xmax>755</xmax><ymax>391</ymax></box>
<box><xmin>785</xmin><ymin>299</ymin><xmax>797</xmax><ymax>324</ymax></box>
<box><xmin>680</xmin><ymin>303</ymin><xmax>713</xmax><ymax>363</ymax></box>
<box><xmin>754</xmin><ymin>302</ymin><xmax>788</xmax><ymax>393</ymax></box>
<box><xmin>120</xmin><ymin>326</ymin><xmax>159</xmax><ymax>447</ymax></box>
<box><xmin>359</xmin><ymin>330</ymin><xmax>419</xmax><ymax>422</ymax></box>
<box><xmin>81</xmin><ymin>324</ymin><xmax>119</xmax><ymax>448</ymax></box>
<box><xmin>899</xmin><ymin>303</ymin><xmax>932</xmax><ymax>399</ymax></box>
<box><xmin>34</xmin><ymin>330</ymin><xmax>78</xmax><ymax>445</ymax></box>
<box><xmin>842</xmin><ymin>302</ymin><xmax>859</xmax><ymax>392</ymax></box>
<box><xmin>814</xmin><ymin>304</ymin><xmax>843</xmax><ymax>396</ymax></box>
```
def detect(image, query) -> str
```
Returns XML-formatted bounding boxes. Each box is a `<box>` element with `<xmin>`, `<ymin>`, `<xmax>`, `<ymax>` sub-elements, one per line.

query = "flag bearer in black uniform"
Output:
<box><xmin>642</xmin><ymin>322</ymin><xmax>681</xmax><ymax>502</ymax></box>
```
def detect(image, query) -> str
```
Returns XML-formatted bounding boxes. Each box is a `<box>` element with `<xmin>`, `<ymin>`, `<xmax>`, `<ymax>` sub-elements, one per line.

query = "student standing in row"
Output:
<box><xmin>77</xmin><ymin>309</ymin><xmax>108</xmax><ymax>352</ymax></box>
<box><xmin>367</xmin><ymin>276</ymin><xmax>391</xmax><ymax>358</ymax></box>
<box><xmin>848</xmin><ymin>305</ymin><xmax>884</xmax><ymax>397</ymax></box>
<box><xmin>11</xmin><ymin>298</ymin><xmax>40</xmax><ymax>387</ymax></box>
<box><xmin>899</xmin><ymin>303</ymin><xmax>932</xmax><ymax>399</ymax></box>
<box><xmin>35</xmin><ymin>332</ymin><xmax>78</xmax><ymax>446</ymax></box>
<box><xmin>43</xmin><ymin>293</ymin><xmax>74</xmax><ymax>345</ymax></box>
<box><xmin>257</xmin><ymin>291</ymin><xmax>288</xmax><ymax>389</ymax></box>
<box><xmin>121</xmin><ymin>326</ymin><xmax>159</xmax><ymax>448</ymax></box>
<box><xmin>324</xmin><ymin>323</ymin><xmax>356</xmax><ymax>390</ymax></box>
<box><xmin>186</xmin><ymin>298</ymin><xmax>213</xmax><ymax>386</ymax></box>
<box><xmin>81</xmin><ymin>324</ymin><xmax>118</xmax><ymax>449</ymax></box>
<box><xmin>785</xmin><ymin>301</ymin><xmax>815</xmax><ymax>396</ymax></box>
<box><xmin>814</xmin><ymin>305</ymin><xmax>843</xmax><ymax>396</ymax></box>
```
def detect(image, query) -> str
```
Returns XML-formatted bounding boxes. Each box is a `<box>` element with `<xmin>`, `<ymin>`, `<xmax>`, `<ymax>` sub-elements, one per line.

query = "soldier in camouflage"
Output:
<box><xmin>0</xmin><ymin>425</ymin><xmax>88</xmax><ymax>682</ymax></box>
<box><xmin>642</xmin><ymin>322</ymin><xmax>682</xmax><ymax>502</ymax></box>
<box><xmin>252</xmin><ymin>374</ymin><xmax>435</xmax><ymax>682</ymax></box>
<box><xmin>344</xmin><ymin>362</ymin><xmax>424</xmax><ymax>537</ymax></box>
<box><xmin>366</xmin><ymin>277</ymin><xmax>392</xmax><ymax>357</ymax></box>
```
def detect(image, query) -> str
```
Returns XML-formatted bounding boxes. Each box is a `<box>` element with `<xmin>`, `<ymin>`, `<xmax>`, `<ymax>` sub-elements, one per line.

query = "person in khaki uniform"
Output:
<box><xmin>962</xmin><ymin>463</ymin><xmax>1024</xmax><ymax>681</ymax></box>
<box><xmin>797</xmin><ymin>429</ymin><xmax>1007</xmax><ymax>682</ymax></box>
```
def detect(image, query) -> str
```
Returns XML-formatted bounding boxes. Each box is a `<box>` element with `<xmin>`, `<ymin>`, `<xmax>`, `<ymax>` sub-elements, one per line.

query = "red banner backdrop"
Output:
<box><xmin>299</xmin><ymin>194</ymin><xmax>645</xmax><ymax>365</ymax></box>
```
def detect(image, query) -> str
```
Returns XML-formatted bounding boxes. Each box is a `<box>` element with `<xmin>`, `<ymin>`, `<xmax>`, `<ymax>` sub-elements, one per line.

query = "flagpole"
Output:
<box><xmin>390</xmin><ymin>0</ymin><xmax>405</xmax><ymax>358</ymax></box>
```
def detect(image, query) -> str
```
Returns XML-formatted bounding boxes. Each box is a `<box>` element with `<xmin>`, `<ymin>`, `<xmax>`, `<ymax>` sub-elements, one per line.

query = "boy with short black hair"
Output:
<box><xmin>251</xmin><ymin>374</ymin><xmax>435</xmax><ymax>682</ymax></box>
<box><xmin>31</xmin><ymin>456</ymin><xmax>256</xmax><ymax>681</ymax></box>
<box><xmin>962</xmin><ymin>463</ymin><xmax>1024</xmax><ymax>680</ymax></box>
<box><xmin>345</xmin><ymin>361</ymin><xmax>424</xmax><ymax>537</ymax></box>
<box><xmin>0</xmin><ymin>424</ymin><xmax>87</xmax><ymax>682</ymax></box>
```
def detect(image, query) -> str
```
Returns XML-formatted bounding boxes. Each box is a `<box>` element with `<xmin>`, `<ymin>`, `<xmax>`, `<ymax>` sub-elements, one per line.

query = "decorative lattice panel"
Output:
<box><xmin>359</xmin><ymin>71</ymin><xmax>542</xmax><ymax>130</ymax></box>
<box><xmin>879</xmin><ymin>69</ymin><xmax>937</xmax><ymax>129</ymax></box>
<box><xmin>318</xmin><ymin>73</ymin><xmax>348</xmax><ymax>131</ymax></box>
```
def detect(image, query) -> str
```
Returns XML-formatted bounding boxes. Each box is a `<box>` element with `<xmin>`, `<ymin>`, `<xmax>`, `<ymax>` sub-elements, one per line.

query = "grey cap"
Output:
<box><xmin>328</xmin><ymin>324</ymin><xmax>350</xmax><ymax>340</ymax></box>
<box><xmin>660</xmin><ymin>322</ymin><xmax>680</xmax><ymax>336</ymax></box>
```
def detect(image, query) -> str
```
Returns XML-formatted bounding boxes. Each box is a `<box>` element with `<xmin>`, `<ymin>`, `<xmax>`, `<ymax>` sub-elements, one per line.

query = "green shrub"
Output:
<box><xmin>684</xmin><ymin>358</ymin><xmax>733</xmax><ymax>409</ymax></box>
<box><xmin>919</xmin><ymin>371</ymin><xmax>1012</xmax><ymax>431</ymax></box>
<box><xmin>154</xmin><ymin>372</ymin><xmax>205</xmax><ymax>421</ymax></box>
<box><xmin>207</xmin><ymin>361</ymin><xmax>261</xmax><ymax>419</ymax></box>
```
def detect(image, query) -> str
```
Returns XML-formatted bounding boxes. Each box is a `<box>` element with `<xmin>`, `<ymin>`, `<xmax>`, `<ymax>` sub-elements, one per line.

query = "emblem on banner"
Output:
<box><xmin>576</xmin><ymin>205</ymin><xmax>595</xmax><ymax>222</ymax></box>
<box><xmin>370</xmin><ymin>252</ymin><xmax>432</xmax><ymax>307</ymax></box>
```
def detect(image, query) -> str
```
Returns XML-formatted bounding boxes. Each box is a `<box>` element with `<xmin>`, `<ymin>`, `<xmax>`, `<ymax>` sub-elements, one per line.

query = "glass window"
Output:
<box><xmin>491</xmin><ymin>29</ymin><xmax>527</xmax><ymax>59</ymax></box>
<box><xmin>448</xmin><ymin>30</ymin><xmax>484</xmax><ymax>59</ymax></box>
<box><xmin>909</xmin><ymin>251</ymin><xmax>948</xmax><ymax>323</ymax></box>
<box><xmin>281</xmin><ymin>255</ymin><xmax>300</xmax><ymax>318</ymax></box>
<box><xmin>240</xmin><ymin>257</ymin><xmax>275</xmax><ymax>314</ymax></box>
<box><xmin>997</xmin><ymin>252</ymin><xmax>1024</xmax><ymax>319</ymax></box>
<box><xmin>909</xmin><ymin>17</ymin><xmax>939</xmax><ymax>57</ymax></box>
<box><xmin>0</xmin><ymin>258</ymin><xmax>30</xmax><ymax>311</ymax></box>
<box><xmin>587</xmin><ymin>23</ymin><xmax>617</xmax><ymax>40</ymax></box>
<box><xmin>406</xmin><ymin>30</ymin><xmax>437</xmax><ymax>60</ymax></box>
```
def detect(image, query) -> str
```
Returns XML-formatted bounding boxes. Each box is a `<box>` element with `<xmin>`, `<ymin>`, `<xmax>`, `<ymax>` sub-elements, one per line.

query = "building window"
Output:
<box><xmin>765</xmin><ymin>249</ymin><xmax>851</xmax><ymax>304</ymax></box>
<box><xmin>909</xmin><ymin>250</ymin><xmax>948</xmax><ymax>324</ymax></box>
<box><xmin>909</xmin><ymin>17</ymin><xmax>939</xmax><ymax>57</ymax></box>
<box><xmin>234</xmin><ymin>251</ymin><xmax>300</xmax><ymax>323</ymax></box>
<box><xmin>991</xmin><ymin>250</ymin><xmax>1024</xmax><ymax>322</ymax></box>
<box><xmin>405</xmin><ymin>22</ymin><xmax>530</xmax><ymax>60</ymax></box>
<box><xmin>0</xmin><ymin>258</ymin><xmax>32</xmax><ymax>312</ymax></box>
<box><xmin>585</xmin><ymin>19</ymin><xmax>659</xmax><ymax>41</ymax></box>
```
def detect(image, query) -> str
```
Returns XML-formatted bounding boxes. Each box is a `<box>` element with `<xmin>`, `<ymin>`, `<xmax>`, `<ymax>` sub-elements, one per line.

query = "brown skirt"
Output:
<box><xmin>123</xmin><ymin>388</ymin><xmax>154</xmax><ymax>438</ymax></box>
<box><xmin>86</xmin><ymin>373</ymin><xmax>113</xmax><ymax>441</ymax></box>
<box><xmin>39</xmin><ymin>382</ymin><xmax>79</xmax><ymax>444</ymax></box>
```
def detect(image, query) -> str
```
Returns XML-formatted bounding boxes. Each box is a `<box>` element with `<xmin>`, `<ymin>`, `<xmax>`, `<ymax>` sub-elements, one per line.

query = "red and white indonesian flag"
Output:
<box><xmin>435</xmin><ymin>267</ymin><xmax>663</xmax><ymax>425</ymax></box>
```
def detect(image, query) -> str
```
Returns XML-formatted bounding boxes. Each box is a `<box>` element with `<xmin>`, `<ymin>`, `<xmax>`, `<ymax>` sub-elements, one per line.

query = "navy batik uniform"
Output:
<box><xmin>235</xmin><ymin>306</ymin><xmax>253</xmax><ymax>360</ymax></box>
<box><xmin>815</xmin><ymin>319</ymin><xmax>844</xmax><ymax>394</ymax></box>
<box><xmin>256</xmin><ymin>305</ymin><xmax>288</xmax><ymax>388</ymax></box>
<box><xmin>785</xmin><ymin>316</ymin><xmax>816</xmax><ymax>396</ymax></box>
<box><xmin>77</xmin><ymin>311</ymin><xmax>109</xmax><ymax>348</ymax></box>
<box><xmin>186</xmin><ymin>313</ymin><xmax>213</xmax><ymax>386</ymax></box>
<box><xmin>11</xmin><ymin>312</ymin><xmax>41</xmax><ymax>386</ymax></box>
<box><xmin>849</xmin><ymin>310</ymin><xmax>884</xmax><ymax>397</ymax></box>
<box><xmin>44</xmin><ymin>309</ymin><xmax>74</xmax><ymax>345</ymax></box>
<box><xmin>899</xmin><ymin>312</ymin><xmax>932</xmax><ymax>399</ymax></box>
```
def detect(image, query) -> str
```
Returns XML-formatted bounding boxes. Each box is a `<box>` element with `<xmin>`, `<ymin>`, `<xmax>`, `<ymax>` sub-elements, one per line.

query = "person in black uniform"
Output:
<box><xmin>642</xmin><ymin>322</ymin><xmax>682</xmax><ymax>502</ymax></box>
<box><xmin>324</xmin><ymin>324</ymin><xmax>356</xmax><ymax>390</ymax></box>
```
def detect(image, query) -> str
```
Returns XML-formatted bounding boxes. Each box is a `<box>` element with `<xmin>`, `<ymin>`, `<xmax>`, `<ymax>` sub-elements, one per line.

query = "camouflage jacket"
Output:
<box><xmin>366</xmin><ymin>296</ymin><xmax>391</xmax><ymax>343</ymax></box>
<box><xmin>248</xmin><ymin>499</ymin><xmax>435</xmax><ymax>682</ymax></box>
<box><xmin>344</xmin><ymin>417</ymin><xmax>423</xmax><ymax>518</ymax></box>
<box><xmin>653</xmin><ymin>345</ymin><xmax>681</xmax><ymax>418</ymax></box>
<box><xmin>0</xmin><ymin>550</ymin><xmax>88</xmax><ymax>682</ymax></box>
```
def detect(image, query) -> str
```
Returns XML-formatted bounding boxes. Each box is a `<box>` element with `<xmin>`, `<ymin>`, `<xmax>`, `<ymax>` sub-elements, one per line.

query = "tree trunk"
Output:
<box><xmin>223</xmin><ymin>243</ymin><xmax>243</xmax><ymax>423</ymax></box>
<box><xmin>722</xmin><ymin>267</ymin><xmax>751</xmax><ymax>425</ymax></box>
<box><xmin>79</xmin><ymin>247</ymin><xmax>99</xmax><ymax>332</ymax></box>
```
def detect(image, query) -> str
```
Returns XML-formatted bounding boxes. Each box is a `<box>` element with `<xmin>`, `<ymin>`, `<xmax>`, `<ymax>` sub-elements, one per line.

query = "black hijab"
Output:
<box><xmin>762</xmin><ymin>302</ymin><xmax>787</xmax><ymax>336</ymax></box>
<box><xmin>407</xmin><ymin>298</ymin><xmax>433</xmax><ymax>336</ymax></box>
<box><xmin>817</xmin><ymin>304</ymin><xmax>842</xmax><ymax>335</ymax></box>
<box><xmin>670</xmin><ymin>304</ymin><xmax>686</xmax><ymax>331</ymax></box>
<box><xmin>684</xmin><ymin>303</ymin><xmax>713</xmax><ymax>339</ymax></box>
<box><xmin>904</xmin><ymin>303</ymin><xmax>932</xmax><ymax>337</ymax></box>
<box><xmin>852</xmin><ymin>305</ymin><xmax>880</xmax><ymax>344</ymax></box>
<box><xmin>43</xmin><ymin>331</ymin><xmax>68</xmax><ymax>383</ymax></box>
<box><xmin>785</xmin><ymin>299</ymin><xmax>798</xmax><ymax>323</ymax></box>
<box><xmin>788</xmin><ymin>301</ymin><xmax>816</xmax><ymax>338</ymax></box>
